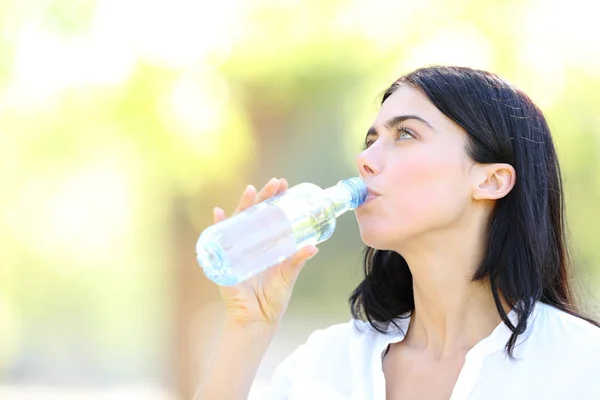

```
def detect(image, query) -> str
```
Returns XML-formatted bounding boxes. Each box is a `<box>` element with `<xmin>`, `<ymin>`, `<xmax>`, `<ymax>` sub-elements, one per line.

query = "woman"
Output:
<box><xmin>197</xmin><ymin>66</ymin><xmax>600</xmax><ymax>400</ymax></box>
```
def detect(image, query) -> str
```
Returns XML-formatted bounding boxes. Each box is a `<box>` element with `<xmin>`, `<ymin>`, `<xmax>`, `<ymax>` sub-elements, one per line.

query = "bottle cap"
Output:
<box><xmin>340</xmin><ymin>177</ymin><xmax>368</xmax><ymax>209</ymax></box>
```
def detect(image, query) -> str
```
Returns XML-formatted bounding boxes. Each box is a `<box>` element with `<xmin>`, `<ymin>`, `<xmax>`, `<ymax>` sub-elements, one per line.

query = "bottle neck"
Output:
<box><xmin>323</xmin><ymin>184</ymin><xmax>354</xmax><ymax>217</ymax></box>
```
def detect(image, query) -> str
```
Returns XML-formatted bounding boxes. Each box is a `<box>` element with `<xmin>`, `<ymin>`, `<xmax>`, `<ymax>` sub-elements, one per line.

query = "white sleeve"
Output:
<box><xmin>248</xmin><ymin>321</ymin><xmax>353</xmax><ymax>400</ymax></box>
<box><xmin>248</xmin><ymin>341</ymin><xmax>309</xmax><ymax>400</ymax></box>
<box><xmin>248</xmin><ymin>326</ymin><xmax>333</xmax><ymax>400</ymax></box>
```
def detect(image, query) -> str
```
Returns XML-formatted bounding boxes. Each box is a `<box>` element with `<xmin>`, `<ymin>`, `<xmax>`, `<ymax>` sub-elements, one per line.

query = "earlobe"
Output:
<box><xmin>473</xmin><ymin>163</ymin><xmax>516</xmax><ymax>200</ymax></box>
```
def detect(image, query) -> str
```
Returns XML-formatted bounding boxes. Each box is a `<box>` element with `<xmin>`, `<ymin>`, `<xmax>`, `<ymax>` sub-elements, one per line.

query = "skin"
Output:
<box><xmin>355</xmin><ymin>84</ymin><xmax>516</xmax><ymax>399</ymax></box>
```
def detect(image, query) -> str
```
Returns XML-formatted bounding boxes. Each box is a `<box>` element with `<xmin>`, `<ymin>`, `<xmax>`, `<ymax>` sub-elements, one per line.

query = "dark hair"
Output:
<box><xmin>349</xmin><ymin>66</ymin><xmax>599</xmax><ymax>357</ymax></box>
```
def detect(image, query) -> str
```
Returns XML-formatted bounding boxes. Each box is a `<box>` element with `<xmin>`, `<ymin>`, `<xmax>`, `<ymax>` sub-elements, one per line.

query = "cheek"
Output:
<box><xmin>356</xmin><ymin>145</ymin><xmax>472</xmax><ymax>248</ymax></box>
<box><xmin>385</xmin><ymin>150</ymin><xmax>470</xmax><ymax>226</ymax></box>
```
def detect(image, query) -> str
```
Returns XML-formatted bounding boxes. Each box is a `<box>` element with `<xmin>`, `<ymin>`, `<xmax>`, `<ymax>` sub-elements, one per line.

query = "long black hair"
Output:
<box><xmin>349</xmin><ymin>66</ymin><xmax>599</xmax><ymax>356</ymax></box>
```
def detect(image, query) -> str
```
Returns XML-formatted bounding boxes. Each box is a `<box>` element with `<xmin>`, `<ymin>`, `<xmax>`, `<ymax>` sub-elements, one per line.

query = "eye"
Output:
<box><xmin>362</xmin><ymin>139</ymin><xmax>375</xmax><ymax>150</ymax></box>
<box><xmin>361</xmin><ymin>125</ymin><xmax>416</xmax><ymax>150</ymax></box>
<box><xmin>396</xmin><ymin>126</ymin><xmax>416</xmax><ymax>141</ymax></box>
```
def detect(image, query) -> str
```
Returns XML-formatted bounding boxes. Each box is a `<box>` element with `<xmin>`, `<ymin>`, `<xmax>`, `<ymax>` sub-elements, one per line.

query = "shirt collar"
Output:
<box><xmin>376</xmin><ymin>302</ymin><xmax>540</xmax><ymax>360</ymax></box>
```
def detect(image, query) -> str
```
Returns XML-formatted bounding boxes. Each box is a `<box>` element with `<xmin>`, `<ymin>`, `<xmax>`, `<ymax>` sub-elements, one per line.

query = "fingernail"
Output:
<box><xmin>261</xmin><ymin>178</ymin><xmax>276</xmax><ymax>190</ymax></box>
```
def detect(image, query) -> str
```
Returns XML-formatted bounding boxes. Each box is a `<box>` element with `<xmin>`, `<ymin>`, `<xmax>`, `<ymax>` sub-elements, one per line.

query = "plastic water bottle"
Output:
<box><xmin>196</xmin><ymin>177</ymin><xmax>367</xmax><ymax>286</ymax></box>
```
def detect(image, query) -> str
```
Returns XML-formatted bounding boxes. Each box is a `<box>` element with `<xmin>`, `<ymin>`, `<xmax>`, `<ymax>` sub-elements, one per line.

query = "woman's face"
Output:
<box><xmin>355</xmin><ymin>84</ymin><xmax>476</xmax><ymax>251</ymax></box>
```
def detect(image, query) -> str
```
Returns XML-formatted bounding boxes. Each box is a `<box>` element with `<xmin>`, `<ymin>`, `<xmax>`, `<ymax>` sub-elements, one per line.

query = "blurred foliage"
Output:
<box><xmin>0</xmin><ymin>0</ymin><xmax>599</xmax><ymax>392</ymax></box>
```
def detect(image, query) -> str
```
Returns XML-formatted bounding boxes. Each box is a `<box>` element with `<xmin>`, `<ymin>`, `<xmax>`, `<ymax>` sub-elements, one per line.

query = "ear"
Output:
<box><xmin>472</xmin><ymin>163</ymin><xmax>516</xmax><ymax>200</ymax></box>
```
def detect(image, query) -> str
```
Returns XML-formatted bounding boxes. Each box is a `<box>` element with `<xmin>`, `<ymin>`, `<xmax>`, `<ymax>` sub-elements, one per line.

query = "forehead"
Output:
<box><xmin>374</xmin><ymin>84</ymin><xmax>449</xmax><ymax>129</ymax></box>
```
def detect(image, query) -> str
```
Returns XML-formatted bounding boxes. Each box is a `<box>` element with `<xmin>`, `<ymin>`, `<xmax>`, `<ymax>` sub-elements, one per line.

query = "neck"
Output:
<box><xmin>396</xmin><ymin>222</ymin><xmax>510</xmax><ymax>360</ymax></box>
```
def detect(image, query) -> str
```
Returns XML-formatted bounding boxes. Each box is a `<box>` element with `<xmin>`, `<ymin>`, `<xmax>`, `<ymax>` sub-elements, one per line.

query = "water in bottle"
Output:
<box><xmin>196</xmin><ymin>177</ymin><xmax>367</xmax><ymax>286</ymax></box>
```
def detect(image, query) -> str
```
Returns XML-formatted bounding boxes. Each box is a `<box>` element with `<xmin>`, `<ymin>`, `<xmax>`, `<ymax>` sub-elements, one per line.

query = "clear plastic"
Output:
<box><xmin>196</xmin><ymin>177</ymin><xmax>367</xmax><ymax>286</ymax></box>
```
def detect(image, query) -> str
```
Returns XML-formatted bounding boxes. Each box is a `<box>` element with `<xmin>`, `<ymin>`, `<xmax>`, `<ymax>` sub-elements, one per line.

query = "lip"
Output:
<box><xmin>367</xmin><ymin>187</ymin><xmax>382</xmax><ymax>197</ymax></box>
<box><xmin>358</xmin><ymin>187</ymin><xmax>381</xmax><ymax>207</ymax></box>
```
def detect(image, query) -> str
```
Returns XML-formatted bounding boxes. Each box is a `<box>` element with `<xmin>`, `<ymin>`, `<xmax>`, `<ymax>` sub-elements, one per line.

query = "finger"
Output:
<box><xmin>213</xmin><ymin>207</ymin><xmax>226</xmax><ymax>224</ymax></box>
<box><xmin>296</xmin><ymin>245</ymin><xmax>319</xmax><ymax>261</ymax></box>
<box><xmin>277</xmin><ymin>178</ymin><xmax>288</xmax><ymax>194</ymax></box>
<box><xmin>254</xmin><ymin>177</ymin><xmax>279</xmax><ymax>204</ymax></box>
<box><xmin>233</xmin><ymin>184</ymin><xmax>257</xmax><ymax>215</ymax></box>
<box><xmin>279</xmin><ymin>245</ymin><xmax>319</xmax><ymax>284</ymax></box>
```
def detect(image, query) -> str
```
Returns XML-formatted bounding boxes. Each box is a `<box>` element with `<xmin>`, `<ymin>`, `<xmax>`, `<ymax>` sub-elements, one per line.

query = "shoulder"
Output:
<box><xmin>527</xmin><ymin>302</ymin><xmax>600</xmax><ymax>361</ymax></box>
<box><xmin>255</xmin><ymin>319</ymin><xmax>378</xmax><ymax>399</ymax></box>
<box><xmin>271</xmin><ymin>318</ymin><xmax>394</xmax><ymax>377</ymax></box>
<box><xmin>278</xmin><ymin>317</ymin><xmax>403</xmax><ymax>382</ymax></box>
<box><xmin>524</xmin><ymin>303</ymin><xmax>600</xmax><ymax>394</ymax></box>
<box><xmin>298</xmin><ymin>318</ymin><xmax>382</xmax><ymax>355</ymax></box>
<box><xmin>535</xmin><ymin>302</ymin><xmax>600</xmax><ymax>341</ymax></box>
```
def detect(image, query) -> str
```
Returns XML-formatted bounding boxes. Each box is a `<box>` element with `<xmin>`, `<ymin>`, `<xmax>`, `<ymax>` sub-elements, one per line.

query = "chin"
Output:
<box><xmin>358</xmin><ymin>222</ymin><xmax>415</xmax><ymax>252</ymax></box>
<box><xmin>358</xmin><ymin>227</ymin><xmax>393</xmax><ymax>250</ymax></box>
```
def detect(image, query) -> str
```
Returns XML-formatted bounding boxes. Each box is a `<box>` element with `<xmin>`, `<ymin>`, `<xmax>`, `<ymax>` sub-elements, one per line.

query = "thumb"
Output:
<box><xmin>278</xmin><ymin>245</ymin><xmax>319</xmax><ymax>286</ymax></box>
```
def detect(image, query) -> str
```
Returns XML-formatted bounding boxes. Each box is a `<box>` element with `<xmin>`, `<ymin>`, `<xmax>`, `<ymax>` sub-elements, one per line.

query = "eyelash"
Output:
<box><xmin>362</xmin><ymin>125</ymin><xmax>415</xmax><ymax>150</ymax></box>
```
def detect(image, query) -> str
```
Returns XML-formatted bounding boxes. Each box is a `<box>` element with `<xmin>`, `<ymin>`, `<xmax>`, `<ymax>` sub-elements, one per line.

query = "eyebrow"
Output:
<box><xmin>365</xmin><ymin>114</ymin><xmax>435</xmax><ymax>139</ymax></box>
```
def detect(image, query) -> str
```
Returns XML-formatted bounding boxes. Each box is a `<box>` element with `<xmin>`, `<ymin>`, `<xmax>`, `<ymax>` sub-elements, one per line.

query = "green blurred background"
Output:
<box><xmin>1</xmin><ymin>0</ymin><xmax>599</xmax><ymax>398</ymax></box>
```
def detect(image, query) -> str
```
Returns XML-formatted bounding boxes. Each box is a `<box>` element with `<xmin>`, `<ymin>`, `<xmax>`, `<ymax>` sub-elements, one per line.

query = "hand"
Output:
<box><xmin>212</xmin><ymin>178</ymin><xmax>319</xmax><ymax>328</ymax></box>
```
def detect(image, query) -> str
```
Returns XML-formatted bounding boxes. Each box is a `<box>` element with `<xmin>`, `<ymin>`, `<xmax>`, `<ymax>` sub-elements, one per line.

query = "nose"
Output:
<box><xmin>356</xmin><ymin>147</ymin><xmax>381</xmax><ymax>177</ymax></box>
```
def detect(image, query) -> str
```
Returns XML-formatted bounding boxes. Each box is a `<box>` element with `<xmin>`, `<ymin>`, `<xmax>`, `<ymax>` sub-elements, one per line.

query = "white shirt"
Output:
<box><xmin>250</xmin><ymin>302</ymin><xmax>600</xmax><ymax>399</ymax></box>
